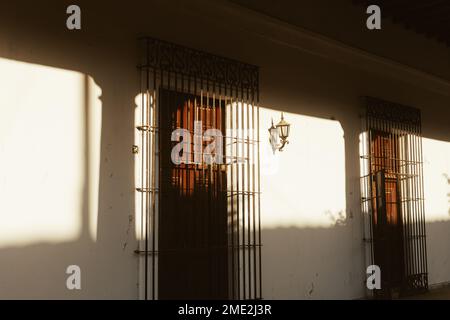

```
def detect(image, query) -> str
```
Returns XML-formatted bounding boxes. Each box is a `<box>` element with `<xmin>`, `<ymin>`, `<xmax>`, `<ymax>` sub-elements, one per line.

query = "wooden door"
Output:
<box><xmin>371</xmin><ymin>131</ymin><xmax>405</xmax><ymax>298</ymax></box>
<box><xmin>158</xmin><ymin>89</ymin><xmax>228</xmax><ymax>299</ymax></box>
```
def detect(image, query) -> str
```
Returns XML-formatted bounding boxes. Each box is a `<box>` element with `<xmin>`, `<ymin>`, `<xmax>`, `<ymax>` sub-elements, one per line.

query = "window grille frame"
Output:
<box><xmin>136</xmin><ymin>37</ymin><xmax>262</xmax><ymax>300</ymax></box>
<box><xmin>360</xmin><ymin>96</ymin><xmax>428</xmax><ymax>298</ymax></box>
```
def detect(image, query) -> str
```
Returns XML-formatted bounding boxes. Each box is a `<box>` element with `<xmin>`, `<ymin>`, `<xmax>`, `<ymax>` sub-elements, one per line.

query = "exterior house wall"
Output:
<box><xmin>0</xmin><ymin>0</ymin><xmax>449</xmax><ymax>299</ymax></box>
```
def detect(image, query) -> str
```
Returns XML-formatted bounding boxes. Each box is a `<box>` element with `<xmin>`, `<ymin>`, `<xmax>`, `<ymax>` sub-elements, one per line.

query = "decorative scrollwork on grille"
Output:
<box><xmin>364</xmin><ymin>96</ymin><xmax>421</xmax><ymax>126</ymax></box>
<box><xmin>139</xmin><ymin>37</ymin><xmax>259</xmax><ymax>94</ymax></box>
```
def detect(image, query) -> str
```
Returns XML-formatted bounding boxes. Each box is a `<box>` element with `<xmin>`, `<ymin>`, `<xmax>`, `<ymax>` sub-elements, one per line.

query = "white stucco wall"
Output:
<box><xmin>0</xmin><ymin>0</ymin><xmax>449</xmax><ymax>299</ymax></box>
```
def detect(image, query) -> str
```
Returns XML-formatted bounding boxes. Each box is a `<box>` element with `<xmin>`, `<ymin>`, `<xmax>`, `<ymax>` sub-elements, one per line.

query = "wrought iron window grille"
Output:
<box><xmin>136</xmin><ymin>37</ymin><xmax>262</xmax><ymax>300</ymax></box>
<box><xmin>360</xmin><ymin>96</ymin><xmax>428</xmax><ymax>299</ymax></box>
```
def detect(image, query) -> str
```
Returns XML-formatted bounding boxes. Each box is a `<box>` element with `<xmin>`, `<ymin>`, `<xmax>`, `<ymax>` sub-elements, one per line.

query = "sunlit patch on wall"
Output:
<box><xmin>0</xmin><ymin>58</ymin><xmax>102</xmax><ymax>247</ymax></box>
<box><xmin>423</xmin><ymin>138</ymin><xmax>450</xmax><ymax>222</ymax></box>
<box><xmin>259</xmin><ymin>108</ymin><xmax>346</xmax><ymax>228</ymax></box>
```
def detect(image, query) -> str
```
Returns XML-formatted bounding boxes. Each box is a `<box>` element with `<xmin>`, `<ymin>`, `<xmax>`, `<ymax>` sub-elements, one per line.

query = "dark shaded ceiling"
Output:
<box><xmin>353</xmin><ymin>0</ymin><xmax>450</xmax><ymax>46</ymax></box>
<box><xmin>229</xmin><ymin>0</ymin><xmax>450</xmax><ymax>81</ymax></box>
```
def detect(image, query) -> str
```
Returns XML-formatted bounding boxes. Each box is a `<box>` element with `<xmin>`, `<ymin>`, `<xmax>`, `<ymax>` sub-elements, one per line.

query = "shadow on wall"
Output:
<box><xmin>261</xmin><ymin>223</ymin><xmax>361</xmax><ymax>300</ymax></box>
<box><xmin>262</xmin><ymin>219</ymin><xmax>450</xmax><ymax>300</ymax></box>
<box><xmin>0</xmin><ymin>51</ymin><xmax>137</xmax><ymax>298</ymax></box>
<box><xmin>426</xmin><ymin>219</ymin><xmax>450</xmax><ymax>286</ymax></box>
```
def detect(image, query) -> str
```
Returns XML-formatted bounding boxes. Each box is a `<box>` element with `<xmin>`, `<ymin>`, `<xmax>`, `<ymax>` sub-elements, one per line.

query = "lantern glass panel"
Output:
<box><xmin>269</xmin><ymin>126</ymin><xmax>279</xmax><ymax>143</ymax></box>
<box><xmin>279</xmin><ymin>124</ymin><xmax>290</xmax><ymax>139</ymax></box>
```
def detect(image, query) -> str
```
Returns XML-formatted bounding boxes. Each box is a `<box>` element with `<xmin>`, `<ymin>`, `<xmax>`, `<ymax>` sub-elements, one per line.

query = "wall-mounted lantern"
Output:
<box><xmin>269</xmin><ymin>112</ymin><xmax>290</xmax><ymax>154</ymax></box>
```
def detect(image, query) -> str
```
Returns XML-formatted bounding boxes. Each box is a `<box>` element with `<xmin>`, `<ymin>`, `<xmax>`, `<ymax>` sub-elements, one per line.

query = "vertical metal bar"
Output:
<box><xmin>140</xmin><ymin>63</ymin><xmax>147</xmax><ymax>301</ymax></box>
<box><xmin>240</xmin><ymin>84</ymin><xmax>246</xmax><ymax>299</ymax></box>
<box><xmin>371</xmin><ymin>111</ymin><xmax>377</xmax><ymax>272</ymax></box>
<box><xmin>414</xmin><ymin>120</ymin><xmax>421</xmax><ymax>284</ymax></box>
<box><xmin>393</xmin><ymin>116</ymin><xmax>403</xmax><ymax>286</ymax></box>
<box><xmin>208</xmin><ymin>82</ymin><xmax>214</xmax><ymax>297</ymax></box>
<box><xmin>193</xmin><ymin>84</ymin><xmax>197</xmax><ymax>253</ymax></box>
<box><xmin>187</xmin><ymin>84</ymin><xmax>191</xmax><ymax>288</ymax></box>
<box><xmin>208</xmin><ymin>81</ymin><xmax>214</xmax><ymax>297</ymax></box>
<box><xmin>247</xmin><ymin>88</ymin><xmax>253</xmax><ymax>299</ymax></box>
<box><xmin>373</xmin><ymin>110</ymin><xmax>380</xmax><ymax>288</ymax></box>
<box><xmin>217</xmin><ymin>82</ymin><xmax>224</xmax><ymax>298</ymax></box>
<box><xmin>399</xmin><ymin>117</ymin><xmax>406</xmax><ymax>283</ymax></box>
<box><xmin>406</xmin><ymin>118</ymin><xmax>414</xmax><ymax>284</ymax></box>
<box><xmin>234</xmin><ymin>87</ymin><xmax>241</xmax><ymax>299</ymax></box>
<box><xmin>157</xmin><ymin>67</ymin><xmax>164</xmax><ymax>300</ymax></box>
<box><xmin>418</xmin><ymin>118</ymin><xmax>426</xmax><ymax>288</ymax></box>
<box><xmin>359</xmin><ymin>113</ymin><xmax>365</xmax><ymax>283</ymax></box>
<box><xmin>404</xmin><ymin>117</ymin><xmax>413</xmax><ymax>285</ymax></box>
<box><xmin>187</xmin><ymin>76</ymin><xmax>192</xmax><ymax>293</ymax></box>
<box><xmin>377</xmin><ymin>110</ymin><xmax>384</xmax><ymax>290</ymax></box>
<box><xmin>213</xmin><ymin>81</ymin><xmax>220</xmax><ymax>298</ymax></box>
<box><xmin>402</xmin><ymin>117</ymin><xmax>410</xmax><ymax>287</ymax></box>
<box><xmin>200</xmin><ymin>77</ymin><xmax>207</xmax><ymax>295</ymax></box>
<box><xmin>256</xmin><ymin>95</ymin><xmax>262</xmax><ymax>299</ymax></box>
<box><xmin>399</xmin><ymin>116</ymin><xmax>406</xmax><ymax>286</ymax></box>
<box><xmin>410</xmin><ymin>118</ymin><xmax>417</xmax><ymax>287</ymax></box>
<box><xmin>216</xmin><ymin>82</ymin><xmax>222</xmax><ymax>298</ymax></box>
<box><xmin>151</xmin><ymin>68</ymin><xmax>157</xmax><ymax>300</ymax></box>
<box><xmin>366</xmin><ymin>108</ymin><xmax>374</xmax><ymax>280</ymax></box>
<box><xmin>396</xmin><ymin>116</ymin><xmax>408</xmax><ymax>284</ymax></box>
<box><xmin>205</xmin><ymin>80</ymin><xmax>214</xmax><ymax>297</ymax></box>
<box><xmin>408</xmin><ymin>116</ymin><xmax>418</xmax><ymax>286</ymax></box>
<box><xmin>145</xmin><ymin>41</ymin><xmax>151</xmax><ymax>300</ymax></box>
<box><xmin>418</xmin><ymin>114</ymin><xmax>428</xmax><ymax>288</ymax></box>
<box><xmin>229</xmin><ymin>88</ymin><xmax>236</xmax><ymax>299</ymax></box>
<box><xmin>207</xmin><ymin>81</ymin><xmax>211</xmax><ymax>296</ymax></box>
<box><xmin>142</xmin><ymin>40</ymin><xmax>147</xmax><ymax>301</ymax></box>
<box><xmin>416</xmin><ymin>119</ymin><xmax>424</xmax><ymax>287</ymax></box>
<box><xmin>251</xmin><ymin>88</ymin><xmax>257</xmax><ymax>299</ymax></box>
<box><xmin>414</xmin><ymin>117</ymin><xmax>421</xmax><ymax>286</ymax></box>
<box><xmin>387</xmin><ymin>117</ymin><xmax>394</xmax><ymax>290</ymax></box>
<box><xmin>413</xmin><ymin>116</ymin><xmax>424</xmax><ymax>288</ymax></box>
<box><xmin>145</xmin><ymin>67</ymin><xmax>150</xmax><ymax>302</ymax></box>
